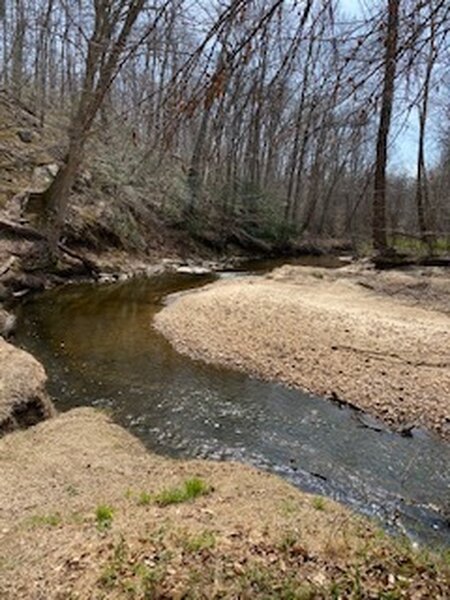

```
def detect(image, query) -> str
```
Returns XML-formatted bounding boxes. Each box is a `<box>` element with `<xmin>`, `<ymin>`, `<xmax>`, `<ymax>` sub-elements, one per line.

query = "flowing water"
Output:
<box><xmin>15</xmin><ymin>263</ymin><xmax>450</xmax><ymax>548</ymax></box>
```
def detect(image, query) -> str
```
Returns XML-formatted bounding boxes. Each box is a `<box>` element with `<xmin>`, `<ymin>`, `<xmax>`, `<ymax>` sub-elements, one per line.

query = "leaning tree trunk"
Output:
<box><xmin>372</xmin><ymin>0</ymin><xmax>400</xmax><ymax>254</ymax></box>
<box><xmin>40</xmin><ymin>131</ymin><xmax>85</xmax><ymax>257</ymax></box>
<box><xmin>34</xmin><ymin>0</ymin><xmax>146</xmax><ymax>262</ymax></box>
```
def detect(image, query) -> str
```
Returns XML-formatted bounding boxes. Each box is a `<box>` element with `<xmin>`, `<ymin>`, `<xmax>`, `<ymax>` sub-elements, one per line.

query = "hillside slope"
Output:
<box><xmin>0</xmin><ymin>90</ymin><xmax>209</xmax><ymax>282</ymax></box>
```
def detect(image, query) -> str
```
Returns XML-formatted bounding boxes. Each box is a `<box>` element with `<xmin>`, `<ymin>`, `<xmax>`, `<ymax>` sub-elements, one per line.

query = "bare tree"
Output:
<box><xmin>1</xmin><ymin>0</ymin><xmax>448</xmax><ymax>256</ymax></box>
<box><xmin>38</xmin><ymin>0</ymin><xmax>148</xmax><ymax>256</ymax></box>
<box><xmin>11</xmin><ymin>0</ymin><xmax>26</xmax><ymax>97</ymax></box>
<box><xmin>372</xmin><ymin>0</ymin><xmax>401</xmax><ymax>254</ymax></box>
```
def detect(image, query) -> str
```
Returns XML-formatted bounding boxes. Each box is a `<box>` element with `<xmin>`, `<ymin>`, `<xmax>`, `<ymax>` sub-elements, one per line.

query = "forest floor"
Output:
<box><xmin>0</xmin><ymin>407</ymin><xmax>449</xmax><ymax>599</ymax></box>
<box><xmin>156</xmin><ymin>262</ymin><xmax>450</xmax><ymax>441</ymax></box>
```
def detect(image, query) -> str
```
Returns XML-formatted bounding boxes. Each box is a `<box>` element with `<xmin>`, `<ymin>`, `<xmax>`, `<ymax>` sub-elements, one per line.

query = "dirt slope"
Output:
<box><xmin>0</xmin><ymin>89</ymin><xmax>206</xmax><ymax>285</ymax></box>
<box><xmin>0</xmin><ymin>337</ymin><xmax>54</xmax><ymax>435</ymax></box>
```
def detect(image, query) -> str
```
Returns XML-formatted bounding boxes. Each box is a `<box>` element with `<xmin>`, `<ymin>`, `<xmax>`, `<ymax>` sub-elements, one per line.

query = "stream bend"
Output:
<box><xmin>16</xmin><ymin>268</ymin><xmax>450</xmax><ymax>547</ymax></box>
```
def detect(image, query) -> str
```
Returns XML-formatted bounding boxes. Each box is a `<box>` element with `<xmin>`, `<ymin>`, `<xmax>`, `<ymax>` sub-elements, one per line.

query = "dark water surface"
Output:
<box><xmin>15</xmin><ymin>266</ymin><xmax>450</xmax><ymax>547</ymax></box>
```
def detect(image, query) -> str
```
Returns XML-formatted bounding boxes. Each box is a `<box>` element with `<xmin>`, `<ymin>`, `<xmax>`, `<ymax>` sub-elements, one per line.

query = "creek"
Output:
<box><xmin>15</xmin><ymin>258</ymin><xmax>450</xmax><ymax>548</ymax></box>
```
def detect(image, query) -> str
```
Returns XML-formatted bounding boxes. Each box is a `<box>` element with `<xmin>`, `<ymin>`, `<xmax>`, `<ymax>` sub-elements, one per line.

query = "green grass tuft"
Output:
<box><xmin>137</xmin><ymin>491</ymin><xmax>152</xmax><ymax>506</ymax></box>
<box><xmin>154</xmin><ymin>477</ymin><xmax>211</xmax><ymax>507</ymax></box>
<box><xmin>312</xmin><ymin>497</ymin><xmax>326</xmax><ymax>511</ymax></box>
<box><xmin>183</xmin><ymin>530</ymin><xmax>216</xmax><ymax>553</ymax></box>
<box><xmin>95</xmin><ymin>504</ymin><xmax>115</xmax><ymax>531</ymax></box>
<box><xmin>28</xmin><ymin>513</ymin><xmax>62</xmax><ymax>528</ymax></box>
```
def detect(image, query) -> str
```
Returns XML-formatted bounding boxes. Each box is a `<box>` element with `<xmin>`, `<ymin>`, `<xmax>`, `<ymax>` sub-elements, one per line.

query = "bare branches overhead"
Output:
<box><xmin>1</xmin><ymin>0</ymin><xmax>450</xmax><ymax>254</ymax></box>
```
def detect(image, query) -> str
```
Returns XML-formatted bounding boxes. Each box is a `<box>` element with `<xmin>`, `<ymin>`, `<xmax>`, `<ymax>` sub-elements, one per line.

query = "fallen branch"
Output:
<box><xmin>0</xmin><ymin>218</ymin><xmax>45</xmax><ymax>241</ymax></box>
<box><xmin>228</xmin><ymin>227</ymin><xmax>273</xmax><ymax>254</ymax></box>
<box><xmin>57</xmin><ymin>243</ymin><xmax>100</xmax><ymax>277</ymax></box>
<box><xmin>373</xmin><ymin>253</ymin><xmax>450</xmax><ymax>269</ymax></box>
<box><xmin>391</xmin><ymin>229</ymin><xmax>450</xmax><ymax>241</ymax></box>
<box><xmin>0</xmin><ymin>218</ymin><xmax>99</xmax><ymax>277</ymax></box>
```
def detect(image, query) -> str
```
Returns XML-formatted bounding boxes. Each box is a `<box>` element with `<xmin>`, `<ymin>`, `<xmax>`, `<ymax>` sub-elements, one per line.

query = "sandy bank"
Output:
<box><xmin>0</xmin><ymin>408</ymin><xmax>448</xmax><ymax>598</ymax></box>
<box><xmin>155</xmin><ymin>265</ymin><xmax>450</xmax><ymax>440</ymax></box>
<box><xmin>0</xmin><ymin>337</ymin><xmax>54</xmax><ymax>435</ymax></box>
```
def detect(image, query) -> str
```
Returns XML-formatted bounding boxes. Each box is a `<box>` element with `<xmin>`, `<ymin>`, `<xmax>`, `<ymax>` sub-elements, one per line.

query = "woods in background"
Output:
<box><xmin>1</xmin><ymin>0</ymin><xmax>449</xmax><ymax>256</ymax></box>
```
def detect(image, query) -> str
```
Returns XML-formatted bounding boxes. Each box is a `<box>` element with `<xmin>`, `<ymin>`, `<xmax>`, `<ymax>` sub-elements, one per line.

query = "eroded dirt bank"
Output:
<box><xmin>0</xmin><ymin>337</ymin><xmax>55</xmax><ymax>435</ymax></box>
<box><xmin>156</xmin><ymin>264</ymin><xmax>450</xmax><ymax>440</ymax></box>
<box><xmin>0</xmin><ymin>408</ymin><xmax>448</xmax><ymax>599</ymax></box>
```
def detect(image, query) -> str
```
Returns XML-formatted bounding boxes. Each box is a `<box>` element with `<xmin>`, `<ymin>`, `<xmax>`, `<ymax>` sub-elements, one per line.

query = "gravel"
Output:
<box><xmin>155</xmin><ymin>265</ymin><xmax>450</xmax><ymax>440</ymax></box>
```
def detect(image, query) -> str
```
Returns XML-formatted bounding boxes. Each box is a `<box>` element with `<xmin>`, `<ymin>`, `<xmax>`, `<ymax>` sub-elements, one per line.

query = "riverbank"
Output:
<box><xmin>0</xmin><ymin>337</ymin><xmax>54</xmax><ymax>435</ymax></box>
<box><xmin>0</xmin><ymin>407</ymin><xmax>448</xmax><ymax>599</ymax></box>
<box><xmin>156</xmin><ymin>263</ymin><xmax>450</xmax><ymax>441</ymax></box>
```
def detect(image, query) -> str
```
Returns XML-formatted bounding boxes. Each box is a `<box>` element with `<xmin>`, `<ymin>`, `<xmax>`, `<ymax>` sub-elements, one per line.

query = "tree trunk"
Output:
<box><xmin>186</xmin><ymin>106</ymin><xmax>211</xmax><ymax>217</ymax></box>
<box><xmin>40</xmin><ymin>133</ymin><xmax>85</xmax><ymax>258</ymax></box>
<box><xmin>11</xmin><ymin>0</ymin><xmax>26</xmax><ymax>97</ymax></box>
<box><xmin>35</xmin><ymin>0</ymin><xmax>146</xmax><ymax>260</ymax></box>
<box><xmin>415</xmin><ymin>7</ymin><xmax>436</xmax><ymax>252</ymax></box>
<box><xmin>372</xmin><ymin>0</ymin><xmax>400</xmax><ymax>254</ymax></box>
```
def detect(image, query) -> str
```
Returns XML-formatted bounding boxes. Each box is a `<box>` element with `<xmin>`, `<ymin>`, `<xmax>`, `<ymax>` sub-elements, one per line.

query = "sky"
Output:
<box><xmin>338</xmin><ymin>0</ymin><xmax>440</xmax><ymax>174</ymax></box>
<box><xmin>340</xmin><ymin>0</ymin><xmax>363</xmax><ymax>17</ymax></box>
